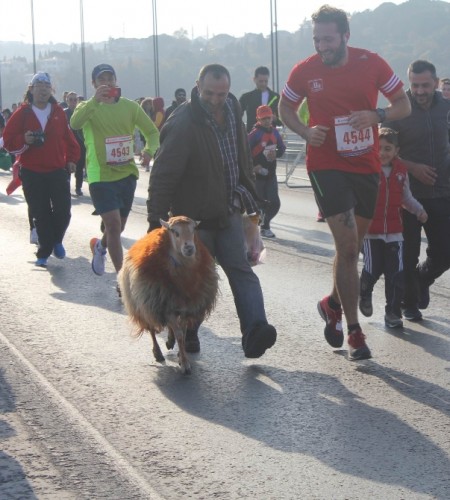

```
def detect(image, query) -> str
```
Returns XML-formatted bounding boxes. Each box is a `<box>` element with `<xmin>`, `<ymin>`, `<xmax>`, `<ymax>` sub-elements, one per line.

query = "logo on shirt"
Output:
<box><xmin>308</xmin><ymin>79</ymin><xmax>323</xmax><ymax>93</ymax></box>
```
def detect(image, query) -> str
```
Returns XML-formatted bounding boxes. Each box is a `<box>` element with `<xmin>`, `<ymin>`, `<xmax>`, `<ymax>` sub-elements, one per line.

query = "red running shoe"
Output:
<box><xmin>317</xmin><ymin>296</ymin><xmax>344</xmax><ymax>348</ymax></box>
<box><xmin>347</xmin><ymin>328</ymin><xmax>372</xmax><ymax>360</ymax></box>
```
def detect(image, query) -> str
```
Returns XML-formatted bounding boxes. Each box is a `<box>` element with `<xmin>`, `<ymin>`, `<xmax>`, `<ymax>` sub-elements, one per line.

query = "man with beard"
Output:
<box><xmin>384</xmin><ymin>60</ymin><xmax>450</xmax><ymax>321</ymax></box>
<box><xmin>147</xmin><ymin>63</ymin><xmax>277</xmax><ymax>359</ymax></box>
<box><xmin>279</xmin><ymin>5</ymin><xmax>411</xmax><ymax>360</ymax></box>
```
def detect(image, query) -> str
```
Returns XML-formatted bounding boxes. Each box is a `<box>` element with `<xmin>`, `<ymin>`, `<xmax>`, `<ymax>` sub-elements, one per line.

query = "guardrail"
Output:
<box><xmin>276</xmin><ymin>128</ymin><xmax>310</xmax><ymax>188</ymax></box>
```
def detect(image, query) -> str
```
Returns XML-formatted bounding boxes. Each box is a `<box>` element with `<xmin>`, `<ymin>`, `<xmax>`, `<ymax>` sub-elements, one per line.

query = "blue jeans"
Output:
<box><xmin>198</xmin><ymin>210</ymin><xmax>268</xmax><ymax>334</ymax></box>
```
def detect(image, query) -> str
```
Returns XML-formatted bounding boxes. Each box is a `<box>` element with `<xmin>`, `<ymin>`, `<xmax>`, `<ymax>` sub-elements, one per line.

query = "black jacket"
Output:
<box><xmin>386</xmin><ymin>90</ymin><xmax>450</xmax><ymax>199</ymax></box>
<box><xmin>147</xmin><ymin>88</ymin><xmax>259</xmax><ymax>230</ymax></box>
<box><xmin>239</xmin><ymin>87</ymin><xmax>282</xmax><ymax>132</ymax></box>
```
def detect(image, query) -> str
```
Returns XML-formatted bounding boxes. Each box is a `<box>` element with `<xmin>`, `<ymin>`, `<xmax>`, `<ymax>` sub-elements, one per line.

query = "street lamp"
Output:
<box><xmin>31</xmin><ymin>0</ymin><xmax>37</xmax><ymax>73</ymax></box>
<box><xmin>152</xmin><ymin>0</ymin><xmax>160</xmax><ymax>96</ymax></box>
<box><xmin>80</xmin><ymin>0</ymin><xmax>87</xmax><ymax>97</ymax></box>
<box><xmin>270</xmin><ymin>0</ymin><xmax>279</xmax><ymax>93</ymax></box>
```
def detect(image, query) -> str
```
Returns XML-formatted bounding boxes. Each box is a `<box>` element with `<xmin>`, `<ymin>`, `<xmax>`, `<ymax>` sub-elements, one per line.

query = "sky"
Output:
<box><xmin>2</xmin><ymin>0</ymin><xmax>411</xmax><ymax>45</ymax></box>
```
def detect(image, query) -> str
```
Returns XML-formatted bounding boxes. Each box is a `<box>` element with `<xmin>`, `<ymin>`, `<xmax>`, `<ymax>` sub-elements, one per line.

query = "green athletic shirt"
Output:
<box><xmin>70</xmin><ymin>96</ymin><xmax>159</xmax><ymax>183</ymax></box>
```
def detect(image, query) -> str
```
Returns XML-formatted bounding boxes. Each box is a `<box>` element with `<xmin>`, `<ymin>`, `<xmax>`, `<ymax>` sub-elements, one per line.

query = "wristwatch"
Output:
<box><xmin>375</xmin><ymin>108</ymin><xmax>386</xmax><ymax>123</ymax></box>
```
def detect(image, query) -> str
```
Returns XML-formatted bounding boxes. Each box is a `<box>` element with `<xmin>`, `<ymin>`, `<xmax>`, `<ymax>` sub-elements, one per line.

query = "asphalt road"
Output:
<box><xmin>0</xmin><ymin>168</ymin><xmax>449</xmax><ymax>499</ymax></box>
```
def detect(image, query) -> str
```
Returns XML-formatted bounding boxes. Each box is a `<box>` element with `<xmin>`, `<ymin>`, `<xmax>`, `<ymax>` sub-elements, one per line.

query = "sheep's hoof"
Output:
<box><xmin>166</xmin><ymin>338</ymin><xmax>175</xmax><ymax>350</ymax></box>
<box><xmin>181</xmin><ymin>365</ymin><xmax>192</xmax><ymax>375</ymax></box>
<box><xmin>152</xmin><ymin>349</ymin><xmax>165</xmax><ymax>363</ymax></box>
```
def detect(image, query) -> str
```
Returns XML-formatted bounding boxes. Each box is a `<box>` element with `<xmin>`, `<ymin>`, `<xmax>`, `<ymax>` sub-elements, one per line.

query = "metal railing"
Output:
<box><xmin>276</xmin><ymin>128</ymin><xmax>310</xmax><ymax>188</ymax></box>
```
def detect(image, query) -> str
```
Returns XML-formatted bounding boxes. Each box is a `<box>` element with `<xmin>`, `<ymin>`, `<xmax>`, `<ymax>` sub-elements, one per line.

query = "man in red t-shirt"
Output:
<box><xmin>279</xmin><ymin>5</ymin><xmax>411</xmax><ymax>360</ymax></box>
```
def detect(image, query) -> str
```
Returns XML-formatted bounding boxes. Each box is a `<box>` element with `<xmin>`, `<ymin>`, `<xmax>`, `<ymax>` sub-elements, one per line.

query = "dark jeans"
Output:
<box><xmin>188</xmin><ymin>210</ymin><xmax>267</xmax><ymax>336</ymax></box>
<box><xmin>20</xmin><ymin>167</ymin><xmax>71</xmax><ymax>259</ymax></box>
<box><xmin>402</xmin><ymin>197</ymin><xmax>450</xmax><ymax>307</ymax></box>
<box><xmin>255</xmin><ymin>174</ymin><xmax>280</xmax><ymax>230</ymax></box>
<box><xmin>361</xmin><ymin>239</ymin><xmax>404</xmax><ymax>316</ymax></box>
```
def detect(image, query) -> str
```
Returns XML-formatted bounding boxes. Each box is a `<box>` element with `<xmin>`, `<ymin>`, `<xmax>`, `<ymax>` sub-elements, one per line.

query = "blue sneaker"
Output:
<box><xmin>53</xmin><ymin>243</ymin><xmax>66</xmax><ymax>259</ymax></box>
<box><xmin>35</xmin><ymin>257</ymin><xmax>48</xmax><ymax>267</ymax></box>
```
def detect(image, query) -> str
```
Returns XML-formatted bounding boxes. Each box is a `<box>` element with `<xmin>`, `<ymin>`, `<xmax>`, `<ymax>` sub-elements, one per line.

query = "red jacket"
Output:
<box><xmin>368</xmin><ymin>157</ymin><xmax>407</xmax><ymax>234</ymax></box>
<box><xmin>3</xmin><ymin>102</ymin><xmax>80</xmax><ymax>173</ymax></box>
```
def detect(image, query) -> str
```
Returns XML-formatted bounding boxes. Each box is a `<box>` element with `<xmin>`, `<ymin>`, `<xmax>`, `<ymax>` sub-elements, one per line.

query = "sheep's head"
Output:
<box><xmin>161</xmin><ymin>216</ymin><xmax>198</xmax><ymax>259</ymax></box>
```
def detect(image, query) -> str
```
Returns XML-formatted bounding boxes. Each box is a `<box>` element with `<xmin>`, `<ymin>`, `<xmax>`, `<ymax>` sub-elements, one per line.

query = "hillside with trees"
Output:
<box><xmin>1</xmin><ymin>0</ymin><xmax>450</xmax><ymax>107</ymax></box>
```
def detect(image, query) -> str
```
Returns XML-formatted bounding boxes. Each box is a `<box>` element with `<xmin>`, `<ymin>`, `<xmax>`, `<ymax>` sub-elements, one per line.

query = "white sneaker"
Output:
<box><xmin>90</xmin><ymin>237</ymin><xmax>107</xmax><ymax>276</ymax></box>
<box><xmin>30</xmin><ymin>227</ymin><xmax>39</xmax><ymax>245</ymax></box>
<box><xmin>261</xmin><ymin>228</ymin><xmax>276</xmax><ymax>238</ymax></box>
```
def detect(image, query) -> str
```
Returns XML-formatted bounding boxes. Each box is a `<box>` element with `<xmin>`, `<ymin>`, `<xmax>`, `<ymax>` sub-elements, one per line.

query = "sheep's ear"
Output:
<box><xmin>194</xmin><ymin>220</ymin><xmax>201</xmax><ymax>228</ymax></box>
<box><xmin>160</xmin><ymin>219</ymin><xmax>170</xmax><ymax>229</ymax></box>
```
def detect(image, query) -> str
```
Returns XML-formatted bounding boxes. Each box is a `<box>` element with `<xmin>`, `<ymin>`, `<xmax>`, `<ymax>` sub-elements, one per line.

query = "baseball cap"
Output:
<box><xmin>92</xmin><ymin>63</ymin><xmax>116</xmax><ymax>81</ymax></box>
<box><xmin>256</xmin><ymin>105</ymin><xmax>273</xmax><ymax>120</ymax></box>
<box><xmin>30</xmin><ymin>72</ymin><xmax>51</xmax><ymax>86</ymax></box>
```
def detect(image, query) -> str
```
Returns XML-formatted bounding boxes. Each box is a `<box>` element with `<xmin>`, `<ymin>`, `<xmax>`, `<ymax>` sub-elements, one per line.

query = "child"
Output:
<box><xmin>439</xmin><ymin>77</ymin><xmax>450</xmax><ymax>99</ymax></box>
<box><xmin>248</xmin><ymin>105</ymin><xmax>286</xmax><ymax>238</ymax></box>
<box><xmin>359</xmin><ymin>127</ymin><xmax>428</xmax><ymax>328</ymax></box>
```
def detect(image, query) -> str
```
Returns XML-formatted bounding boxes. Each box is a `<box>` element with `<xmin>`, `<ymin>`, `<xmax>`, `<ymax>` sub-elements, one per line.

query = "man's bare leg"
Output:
<box><xmin>326</xmin><ymin>210</ymin><xmax>371</xmax><ymax>326</ymax></box>
<box><xmin>99</xmin><ymin>209</ymin><xmax>128</xmax><ymax>272</ymax></box>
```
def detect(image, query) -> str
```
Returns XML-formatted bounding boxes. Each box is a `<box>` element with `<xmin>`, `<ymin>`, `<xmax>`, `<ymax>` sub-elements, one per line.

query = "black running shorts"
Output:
<box><xmin>309</xmin><ymin>169</ymin><xmax>380</xmax><ymax>219</ymax></box>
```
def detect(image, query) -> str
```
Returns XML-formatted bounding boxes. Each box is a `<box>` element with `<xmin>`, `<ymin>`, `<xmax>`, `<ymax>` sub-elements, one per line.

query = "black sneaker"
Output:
<box><xmin>402</xmin><ymin>306</ymin><xmax>422</xmax><ymax>322</ymax></box>
<box><xmin>242</xmin><ymin>323</ymin><xmax>277</xmax><ymax>358</ymax></box>
<box><xmin>185</xmin><ymin>329</ymin><xmax>200</xmax><ymax>353</ymax></box>
<box><xmin>384</xmin><ymin>312</ymin><xmax>403</xmax><ymax>328</ymax></box>
<box><xmin>348</xmin><ymin>328</ymin><xmax>372</xmax><ymax>360</ymax></box>
<box><xmin>359</xmin><ymin>295</ymin><xmax>373</xmax><ymax>317</ymax></box>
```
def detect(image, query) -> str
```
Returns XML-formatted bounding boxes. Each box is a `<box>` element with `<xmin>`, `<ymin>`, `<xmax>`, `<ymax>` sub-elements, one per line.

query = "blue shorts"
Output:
<box><xmin>89</xmin><ymin>175</ymin><xmax>137</xmax><ymax>218</ymax></box>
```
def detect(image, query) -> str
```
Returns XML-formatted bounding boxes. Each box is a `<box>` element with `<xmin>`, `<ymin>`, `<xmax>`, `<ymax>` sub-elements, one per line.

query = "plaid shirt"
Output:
<box><xmin>203</xmin><ymin>97</ymin><xmax>258</xmax><ymax>214</ymax></box>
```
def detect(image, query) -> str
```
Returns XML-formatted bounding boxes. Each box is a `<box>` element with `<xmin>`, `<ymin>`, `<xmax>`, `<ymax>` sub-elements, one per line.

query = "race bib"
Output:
<box><xmin>105</xmin><ymin>135</ymin><xmax>133</xmax><ymax>166</ymax></box>
<box><xmin>334</xmin><ymin>116</ymin><xmax>374</xmax><ymax>157</ymax></box>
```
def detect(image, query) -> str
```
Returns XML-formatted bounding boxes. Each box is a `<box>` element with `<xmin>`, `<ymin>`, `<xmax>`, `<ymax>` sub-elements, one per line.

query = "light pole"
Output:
<box><xmin>269</xmin><ymin>0</ymin><xmax>279</xmax><ymax>93</ymax></box>
<box><xmin>152</xmin><ymin>0</ymin><xmax>160</xmax><ymax>96</ymax></box>
<box><xmin>31</xmin><ymin>0</ymin><xmax>37</xmax><ymax>73</ymax></box>
<box><xmin>80</xmin><ymin>0</ymin><xmax>87</xmax><ymax>97</ymax></box>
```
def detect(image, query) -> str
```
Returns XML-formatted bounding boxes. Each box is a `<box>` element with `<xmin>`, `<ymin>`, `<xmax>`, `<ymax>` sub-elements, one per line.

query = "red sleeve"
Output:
<box><xmin>2</xmin><ymin>107</ymin><xmax>29</xmax><ymax>155</ymax></box>
<box><xmin>282</xmin><ymin>62</ymin><xmax>307</xmax><ymax>108</ymax></box>
<box><xmin>375</xmin><ymin>54</ymin><xmax>404</xmax><ymax>98</ymax></box>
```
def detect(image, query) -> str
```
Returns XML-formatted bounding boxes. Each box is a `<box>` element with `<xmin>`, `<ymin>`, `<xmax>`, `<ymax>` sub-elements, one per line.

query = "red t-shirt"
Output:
<box><xmin>282</xmin><ymin>47</ymin><xmax>403</xmax><ymax>174</ymax></box>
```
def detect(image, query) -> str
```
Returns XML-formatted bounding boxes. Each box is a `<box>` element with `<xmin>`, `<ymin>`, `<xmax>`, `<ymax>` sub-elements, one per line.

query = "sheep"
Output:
<box><xmin>118</xmin><ymin>216</ymin><xmax>219</xmax><ymax>374</ymax></box>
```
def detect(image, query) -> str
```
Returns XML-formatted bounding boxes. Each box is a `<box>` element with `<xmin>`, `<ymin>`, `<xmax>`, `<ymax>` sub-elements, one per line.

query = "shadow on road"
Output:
<box><xmin>381</xmin><ymin>319</ymin><xmax>450</xmax><ymax>361</ymax></box>
<box><xmin>153</xmin><ymin>358</ymin><xmax>450</xmax><ymax>497</ymax></box>
<box><xmin>0</xmin><ymin>368</ymin><xmax>38</xmax><ymax>499</ymax></box>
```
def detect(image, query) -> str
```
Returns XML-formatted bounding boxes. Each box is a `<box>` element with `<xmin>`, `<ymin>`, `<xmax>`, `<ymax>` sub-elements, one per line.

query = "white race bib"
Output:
<box><xmin>105</xmin><ymin>135</ymin><xmax>133</xmax><ymax>166</ymax></box>
<box><xmin>334</xmin><ymin>116</ymin><xmax>374</xmax><ymax>157</ymax></box>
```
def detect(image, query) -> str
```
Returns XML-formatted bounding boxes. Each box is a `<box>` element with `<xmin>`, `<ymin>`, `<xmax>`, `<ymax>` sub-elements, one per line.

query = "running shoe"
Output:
<box><xmin>90</xmin><ymin>237</ymin><xmax>107</xmax><ymax>276</ymax></box>
<box><xmin>317</xmin><ymin>296</ymin><xmax>344</xmax><ymax>348</ymax></box>
<box><xmin>35</xmin><ymin>257</ymin><xmax>48</xmax><ymax>267</ymax></box>
<box><xmin>348</xmin><ymin>328</ymin><xmax>372</xmax><ymax>360</ymax></box>
<box><xmin>402</xmin><ymin>305</ymin><xmax>422</xmax><ymax>322</ymax></box>
<box><xmin>359</xmin><ymin>295</ymin><xmax>373</xmax><ymax>317</ymax></box>
<box><xmin>53</xmin><ymin>243</ymin><xmax>66</xmax><ymax>259</ymax></box>
<box><xmin>384</xmin><ymin>312</ymin><xmax>403</xmax><ymax>328</ymax></box>
<box><xmin>261</xmin><ymin>228</ymin><xmax>276</xmax><ymax>238</ymax></box>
